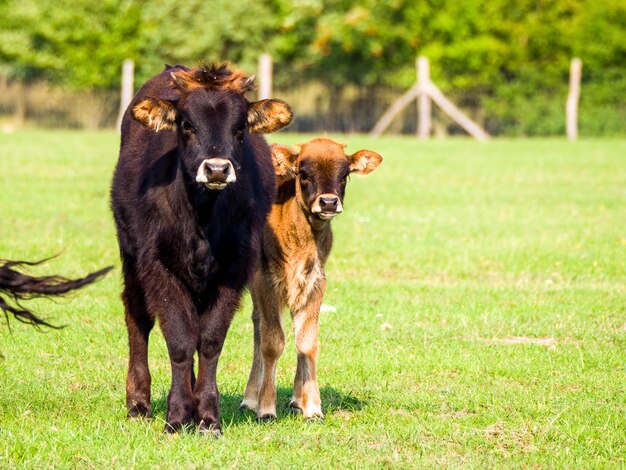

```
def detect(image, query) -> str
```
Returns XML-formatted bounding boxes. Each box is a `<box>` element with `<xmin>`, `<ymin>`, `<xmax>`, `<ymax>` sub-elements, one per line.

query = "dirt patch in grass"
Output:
<box><xmin>491</xmin><ymin>336</ymin><xmax>557</xmax><ymax>349</ymax></box>
<box><xmin>484</xmin><ymin>422</ymin><xmax>536</xmax><ymax>454</ymax></box>
<box><xmin>430</xmin><ymin>410</ymin><xmax>475</xmax><ymax>419</ymax></box>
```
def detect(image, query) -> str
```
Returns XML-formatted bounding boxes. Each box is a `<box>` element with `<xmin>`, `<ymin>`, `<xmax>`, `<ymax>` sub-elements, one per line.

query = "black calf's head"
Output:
<box><xmin>132</xmin><ymin>64</ymin><xmax>293</xmax><ymax>190</ymax></box>
<box><xmin>272</xmin><ymin>138</ymin><xmax>383</xmax><ymax>224</ymax></box>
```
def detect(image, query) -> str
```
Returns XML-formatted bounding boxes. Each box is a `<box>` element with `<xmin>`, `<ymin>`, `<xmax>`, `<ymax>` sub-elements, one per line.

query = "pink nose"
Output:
<box><xmin>196</xmin><ymin>158</ymin><xmax>237</xmax><ymax>188</ymax></box>
<box><xmin>319</xmin><ymin>196</ymin><xmax>339</xmax><ymax>212</ymax></box>
<box><xmin>204</xmin><ymin>161</ymin><xmax>231</xmax><ymax>183</ymax></box>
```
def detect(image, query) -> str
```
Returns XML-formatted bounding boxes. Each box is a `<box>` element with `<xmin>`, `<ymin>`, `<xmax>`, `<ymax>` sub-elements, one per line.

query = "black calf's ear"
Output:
<box><xmin>132</xmin><ymin>98</ymin><xmax>177</xmax><ymax>132</ymax></box>
<box><xmin>348</xmin><ymin>150</ymin><xmax>383</xmax><ymax>175</ymax></box>
<box><xmin>271</xmin><ymin>144</ymin><xmax>299</xmax><ymax>177</ymax></box>
<box><xmin>248</xmin><ymin>99</ymin><xmax>293</xmax><ymax>133</ymax></box>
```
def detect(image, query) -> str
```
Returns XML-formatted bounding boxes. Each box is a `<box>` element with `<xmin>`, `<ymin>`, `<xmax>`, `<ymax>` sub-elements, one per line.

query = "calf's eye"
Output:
<box><xmin>181</xmin><ymin>120</ymin><xmax>194</xmax><ymax>132</ymax></box>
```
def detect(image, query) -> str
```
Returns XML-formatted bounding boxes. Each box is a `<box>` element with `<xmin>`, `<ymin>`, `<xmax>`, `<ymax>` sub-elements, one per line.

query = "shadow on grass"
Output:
<box><xmin>149</xmin><ymin>385</ymin><xmax>366</xmax><ymax>429</ymax></box>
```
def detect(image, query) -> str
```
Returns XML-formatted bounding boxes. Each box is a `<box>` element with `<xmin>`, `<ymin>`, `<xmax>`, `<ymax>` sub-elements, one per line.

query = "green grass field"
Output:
<box><xmin>0</xmin><ymin>130</ymin><xmax>624</xmax><ymax>468</ymax></box>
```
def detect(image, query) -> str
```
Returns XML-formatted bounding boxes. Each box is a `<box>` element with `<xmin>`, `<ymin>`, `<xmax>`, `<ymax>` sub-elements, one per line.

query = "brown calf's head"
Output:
<box><xmin>272</xmin><ymin>138</ymin><xmax>382</xmax><ymax>225</ymax></box>
<box><xmin>132</xmin><ymin>63</ymin><xmax>293</xmax><ymax>190</ymax></box>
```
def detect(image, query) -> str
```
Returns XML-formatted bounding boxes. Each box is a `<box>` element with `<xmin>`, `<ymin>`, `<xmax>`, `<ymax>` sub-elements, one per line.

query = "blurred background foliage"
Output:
<box><xmin>0</xmin><ymin>0</ymin><xmax>624</xmax><ymax>135</ymax></box>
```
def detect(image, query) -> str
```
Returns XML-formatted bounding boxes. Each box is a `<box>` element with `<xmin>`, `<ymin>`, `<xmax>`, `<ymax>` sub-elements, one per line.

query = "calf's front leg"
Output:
<box><xmin>194</xmin><ymin>285</ymin><xmax>241</xmax><ymax>435</ymax></box>
<box><xmin>290</xmin><ymin>293</ymin><xmax>324</xmax><ymax>419</ymax></box>
<box><xmin>243</xmin><ymin>283</ymin><xmax>285</xmax><ymax>420</ymax></box>
<box><xmin>240</xmin><ymin>308</ymin><xmax>263</xmax><ymax>413</ymax></box>
<box><xmin>144</xmin><ymin>264</ymin><xmax>197</xmax><ymax>433</ymax></box>
<box><xmin>255</xmin><ymin>306</ymin><xmax>285</xmax><ymax>420</ymax></box>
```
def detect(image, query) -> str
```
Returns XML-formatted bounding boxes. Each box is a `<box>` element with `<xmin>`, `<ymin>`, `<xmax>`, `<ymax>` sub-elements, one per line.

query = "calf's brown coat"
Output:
<box><xmin>241</xmin><ymin>138</ymin><xmax>382</xmax><ymax>419</ymax></box>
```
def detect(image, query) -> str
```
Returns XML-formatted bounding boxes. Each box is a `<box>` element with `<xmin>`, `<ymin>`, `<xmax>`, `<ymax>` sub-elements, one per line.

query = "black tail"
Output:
<box><xmin>0</xmin><ymin>257</ymin><xmax>113</xmax><ymax>329</ymax></box>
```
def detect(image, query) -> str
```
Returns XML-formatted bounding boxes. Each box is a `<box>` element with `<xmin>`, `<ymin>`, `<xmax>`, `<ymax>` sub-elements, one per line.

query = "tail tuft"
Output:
<box><xmin>0</xmin><ymin>258</ymin><xmax>113</xmax><ymax>329</ymax></box>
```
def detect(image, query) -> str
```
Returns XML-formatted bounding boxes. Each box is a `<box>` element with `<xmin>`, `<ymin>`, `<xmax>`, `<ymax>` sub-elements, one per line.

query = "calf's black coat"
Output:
<box><xmin>111</xmin><ymin>64</ymin><xmax>291</xmax><ymax>433</ymax></box>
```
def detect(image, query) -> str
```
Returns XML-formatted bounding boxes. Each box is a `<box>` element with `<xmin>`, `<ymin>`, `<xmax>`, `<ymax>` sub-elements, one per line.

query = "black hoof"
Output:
<box><xmin>163</xmin><ymin>422</ymin><xmax>179</xmax><ymax>434</ymax></box>
<box><xmin>127</xmin><ymin>403</ymin><xmax>152</xmax><ymax>419</ymax></box>
<box><xmin>306</xmin><ymin>415</ymin><xmax>325</xmax><ymax>423</ymax></box>
<box><xmin>257</xmin><ymin>413</ymin><xmax>276</xmax><ymax>423</ymax></box>
<box><xmin>163</xmin><ymin>420</ymin><xmax>193</xmax><ymax>434</ymax></box>
<box><xmin>239</xmin><ymin>403</ymin><xmax>255</xmax><ymax>413</ymax></box>
<box><xmin>288</xmin><ymin>402</ymin><xmax>302</xmax><ymax>414</ymax></box>
<box><xmin>163</xmin><ymin>423</ymin><xmax>181</xmax><ymax>434</ymax></box>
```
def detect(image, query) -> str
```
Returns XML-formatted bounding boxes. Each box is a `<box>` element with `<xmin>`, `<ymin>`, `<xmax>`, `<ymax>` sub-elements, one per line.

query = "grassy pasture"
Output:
<box><xmin>0</xmin><ymin>131</ymin><xmax>624</xmax><ymax>468</ymax></box>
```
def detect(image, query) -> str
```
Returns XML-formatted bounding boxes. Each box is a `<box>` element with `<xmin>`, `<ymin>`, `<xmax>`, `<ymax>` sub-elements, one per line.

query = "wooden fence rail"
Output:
<box><xmin>370</xmin><ymin>56</ymin><xmax>490</xmax><ymax>140</ymax></box>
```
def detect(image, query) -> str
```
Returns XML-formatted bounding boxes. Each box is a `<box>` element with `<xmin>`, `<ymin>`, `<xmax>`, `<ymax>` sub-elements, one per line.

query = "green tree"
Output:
<box><xmin>136</xmin><ymin>0</ymin><xmax>281</xmax><ymax>82</ymax></box>
<box><xmin>1</xmin><ymin>0</ymin><xmax>624</xmax><ymax>134</ymax></box>
<box><xmin>0</xmin><ymin>0</ymin><xmax>141</xmax><ymax>89</ymax></box>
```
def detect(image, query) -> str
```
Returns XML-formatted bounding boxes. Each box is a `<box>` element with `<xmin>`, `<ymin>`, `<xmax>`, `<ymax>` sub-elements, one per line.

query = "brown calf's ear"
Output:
<box><xmin>248</xmin><ymin>99</ymin><xmax>293</xmax><ymax>133</ymax></box>
<box><xmin>132</xmin><ymin>98</ymin><xmax>177</xmax><ymax>132</ymax></box>
<box><xmin>348</xmin><ymin>149</ymin><xmax>383</xmax><ymax>175</ymax></box>
<box><xmin>271</xmin><ymin>144</ymin><xmax>299</xmax><ymax>177</ymax></box>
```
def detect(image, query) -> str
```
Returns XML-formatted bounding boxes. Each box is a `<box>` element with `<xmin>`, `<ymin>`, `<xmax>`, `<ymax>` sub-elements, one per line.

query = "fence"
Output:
<box><xmin>0</xmin><ymin>78</ymin><xmax>426</xmax><ymax>134</ymax></box>
<box><xmin>0</xmin><ymin>79</ymin><xmax>118</xmax><ymax>131</ymax></box>
<box><xmin>0</xmin><ymin>57</ymin><xmax>617</xmax><ymax>138</ymax></box>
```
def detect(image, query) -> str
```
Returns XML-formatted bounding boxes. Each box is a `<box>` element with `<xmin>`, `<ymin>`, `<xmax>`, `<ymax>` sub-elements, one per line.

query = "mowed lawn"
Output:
<box><xmin>0</xmin><ymin>130</ymin><xmax>624</xmax><ymax>468</ymax></box>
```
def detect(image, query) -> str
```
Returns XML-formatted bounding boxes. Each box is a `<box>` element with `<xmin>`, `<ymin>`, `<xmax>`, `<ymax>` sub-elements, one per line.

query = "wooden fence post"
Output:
<box><xmin>258</xmin><ymin>53</ymin><xmax>272</xmax><ymax>100</ymax></box>
<box><xmin>116</xmin><ymin>59</ymin><xmax>134</xmax><ymax>131</ymax></box>
<box><xmin>417</xmin><ymin>56</ymin><xmax>431</xmax><ymax>139</ymax></box>
<box><xmin>370</xmin><ymin>56</ymin><xmax>489</xmax><ymax>140</ymax></box>
<box><xmin>567</xmin><ymin>58</ymin><xmax>582</xmax><ymax>141</ymax></box>
<box><xmin>13</xmin><ymin>80</ymin><xmax>26</xmax><ymax>127</ymax></box>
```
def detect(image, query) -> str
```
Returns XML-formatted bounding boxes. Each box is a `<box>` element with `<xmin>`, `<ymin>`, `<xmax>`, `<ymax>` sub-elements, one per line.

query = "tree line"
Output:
<box><xmin>1</xmin><ymin>0</ymin><xmax>625</xmax><ymax>135</ymax></box>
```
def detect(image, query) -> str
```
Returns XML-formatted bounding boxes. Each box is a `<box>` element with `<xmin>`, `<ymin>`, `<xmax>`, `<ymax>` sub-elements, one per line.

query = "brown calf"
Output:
<box><xmin>240</xmin><ymin>137</ymin><xmax>382</xmax><ymax>419</ymax></box>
